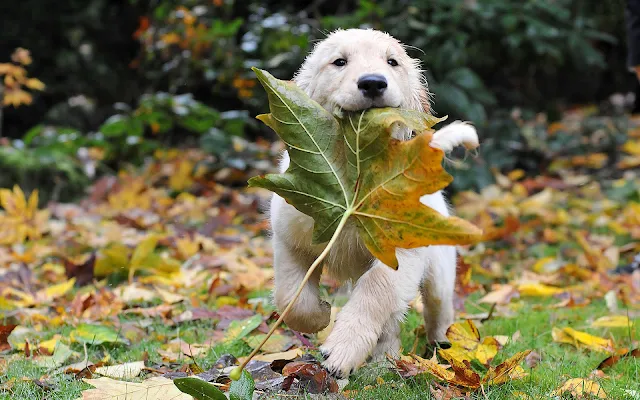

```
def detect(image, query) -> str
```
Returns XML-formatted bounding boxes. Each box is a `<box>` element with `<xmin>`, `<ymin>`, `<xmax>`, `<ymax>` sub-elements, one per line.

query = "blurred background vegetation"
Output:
<box><xmin>0</xmin><ymin>0</ymin><xmax>637</xmax><ymax>202</ymax></box>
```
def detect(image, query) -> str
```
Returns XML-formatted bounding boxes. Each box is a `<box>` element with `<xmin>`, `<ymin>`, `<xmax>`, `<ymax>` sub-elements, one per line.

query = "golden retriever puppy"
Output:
<box><xmin>269</xmin><ymin>28</ymin><xmax>478</xmax><ymax>377</ymax></box>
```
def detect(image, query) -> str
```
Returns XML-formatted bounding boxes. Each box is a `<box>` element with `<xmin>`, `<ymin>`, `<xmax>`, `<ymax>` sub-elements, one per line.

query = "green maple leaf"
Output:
<box><xmin>249</xmin><ymin>68</ymin><xmax>482</xmax><ymax>268</ymax></box>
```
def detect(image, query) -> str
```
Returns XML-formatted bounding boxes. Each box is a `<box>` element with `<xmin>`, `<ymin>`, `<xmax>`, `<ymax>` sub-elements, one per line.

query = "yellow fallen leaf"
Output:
<box><xmin>591</xmin><ymin>316</ymin><xmax>633</xmax><ymax>329</ymax></box>
<box><xmin>37</xmin><ymin>278</ymin><xmax>76</xmax><ymax>303</ymax></box>
<box><xmin>440</xmin><ymin>320</ymin><xmax>500</xmax><ymax>365</ymax></box>
<box><xmin>552</xmin><ymin>327</ymin><xmax>615</xmax><ymax>353</ymax></box>
<box><xmin>175</xmin><ymin>236</ymin><xmax>199</xmax><ymax>260</ymax></box>
<box><xmin>532</xmin><ymin>257</ymin><xmax>557</xmax><ymax>273</ymax></box>
<box><xmin>552</xmin><ymin>378</ymin><xmax>607</xmax><ymax>399</ymax></box>
<box><xmin>130</xmin><ymin>235</ymin><xmax>160</xmax><ymax>270</ymax></box>
<box><xmin>517</xmin><ymin>282</ymin><xmax>565</xmax><ymax>297</ymax></box>
<box><xmin>94</xmin><ymin>243</ymin><xmax>130</xmax><ymax>277</ymax></box>
<box><xmin>38</xmin><ymin>336</ymin><xmax>61</xmax><ymax>353</ymax></box>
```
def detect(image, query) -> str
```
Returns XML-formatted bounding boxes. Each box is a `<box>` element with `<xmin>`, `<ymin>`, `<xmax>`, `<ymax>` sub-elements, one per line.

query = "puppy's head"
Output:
<box><xmin>294</xmin><ymin>29</ymin><xmax>430</xmax><ymax>113</ymax></box>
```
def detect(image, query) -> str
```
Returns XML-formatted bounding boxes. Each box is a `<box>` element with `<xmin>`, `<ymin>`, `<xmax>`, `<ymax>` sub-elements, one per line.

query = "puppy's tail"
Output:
<box><xmin>429</xmin><ymin>121</ymin><xmax>479</xmax><ymax>153</ymax></box>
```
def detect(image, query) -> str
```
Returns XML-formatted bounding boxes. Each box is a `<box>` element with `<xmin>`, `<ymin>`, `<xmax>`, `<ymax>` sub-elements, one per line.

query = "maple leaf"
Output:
<box><xmin>439</xmin><ymin>319</ymin><xmax>501</xmax><ymax>365</ymax></box>
<box><xmin>395</xmin><ymin>349</ymin><xmax>531</xmax><ymax>390</ymax></box>
<box><xmin>248</xmin><ymin>68</ymin><xmax>482</xmax><ymax>268</ymax></box>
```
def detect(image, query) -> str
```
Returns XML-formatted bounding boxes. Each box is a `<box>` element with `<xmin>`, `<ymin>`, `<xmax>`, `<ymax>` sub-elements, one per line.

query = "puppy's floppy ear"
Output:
<box><xmin>418</xmin><ymin>87</ymin><xmax>431</xmax><ymax>114</ymax></box>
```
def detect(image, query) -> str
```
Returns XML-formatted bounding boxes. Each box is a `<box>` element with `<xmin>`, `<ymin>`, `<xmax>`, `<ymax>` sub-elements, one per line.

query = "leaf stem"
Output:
<box><xmin>233</xmin><ymin>213</ymin><xmax>351</xmax><ymax>375</ymax></box>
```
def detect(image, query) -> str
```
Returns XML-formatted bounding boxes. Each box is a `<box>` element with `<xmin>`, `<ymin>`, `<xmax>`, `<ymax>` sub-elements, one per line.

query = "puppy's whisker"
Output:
<box><xmin>402</xmin><ymin>44</ymin><xmax>426</xmax><ymax>56</ymax></box>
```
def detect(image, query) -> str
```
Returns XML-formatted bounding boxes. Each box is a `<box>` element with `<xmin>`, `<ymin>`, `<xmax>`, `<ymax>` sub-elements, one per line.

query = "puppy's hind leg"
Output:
<box><xmin>368</xmin><ymin>316</ymin><xmax>402</xmax><ymax>362</ymax></box>
<box><xmin>420</xmin><ymin>245</ymin><xmax>456</xmax><ymax>352</ymax></box>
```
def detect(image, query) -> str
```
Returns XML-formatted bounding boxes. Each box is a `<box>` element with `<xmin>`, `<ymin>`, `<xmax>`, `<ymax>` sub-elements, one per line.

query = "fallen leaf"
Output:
<box><xmin>552</xmin><ymin>327</ymin><xmax>615</xmax><ymax>353</ymax></box>
<box><xmin>282</xmin><ymin>361</ymin><xmax>338</xmax><ymax>393</ymax></box>
<box><xmin>552</xmin><ymin>378</ymin><xmax>607</xmax><ymax>399</ymax></box>
<box><xmin>440</xmin><ymin>320</ymin><xmax>501</xmax><ymax>365</ymax></box>
<box><xmin>479</xmin><ymin>285</ymin><xmax>519</xmax><ymax>305</ymax></box>
<box><xmin>246</xmin><ymin>348</ymin><xmax>305</xmax><ymax>363</ymax></box>
<box><xmin>245</xmin><ymin>334</ymin><xmax>292</xmax><ymax>353</ymax></box>
<box><xmin>224</xmin><ymin>315</ymin><xmax>262</xmax><ymax>343</ymax></box>
<box><xmin>591</xmin><ymin>315</ymin><xmax>633</xmax><ymax>328</ymax></box>
<box><xmin>173</xmin><ymin>377</ymin><xmax>226</xmax><ymax>400</ymax></box>
<box><xmin>94</xmin><ymin>361</ymin><xmax>146</xmax><ymax>379</ymax></box>
<box><xmin>596</xmin><ymin>348</ymin><xmax>640</xmax><ymax>370</ymax></box>
<box><xmin>524</xmin><ymin>350</ymin><xmax>541</xmax><ymax>368</ymax></box>
<box><xmin>33</xmin><ymin>342</ymin><xmax>74</xmax><ymax>368</ymax></box>
<box><xmin>0</xmin><ymin>324</ymin><xmax>17</xmax><ymax>351</ymax></box>
<box><xmin>79</xmin><ymin>376</ymin><xmax>192</xmax><ymax>400</ymax></box>
<box><xmin>71</xmin><ymin>324</ymin><xmax>129</xmax><ymax>346</ymax></box>
<box><xmin>481</xmin><ymin>350</ymin><xmax>531</xmax><ymax>385</ymax></box>
<box><xmin>518</xmin><ymin>282</ymin><xmax>565</xmax><ymax>297</ymax></box>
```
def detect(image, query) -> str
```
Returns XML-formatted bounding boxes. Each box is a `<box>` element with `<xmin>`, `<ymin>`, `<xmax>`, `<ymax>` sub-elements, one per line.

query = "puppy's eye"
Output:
<box><xmin>388</xmin><ymin>58</ymin><xmax>399</xmax><ymax>67</ymax></box>
<box><xmin>332</xmin><ymin>58</ymin><xmax>347</xmax><ymax>67</ymax></box>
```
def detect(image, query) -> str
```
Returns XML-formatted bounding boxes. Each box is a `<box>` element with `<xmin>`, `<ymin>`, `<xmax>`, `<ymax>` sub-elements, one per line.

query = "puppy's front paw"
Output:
<box><xmin>319</xmin><ymin>319</ymin><xmax>379</xmax><ymax>378</ymax></box>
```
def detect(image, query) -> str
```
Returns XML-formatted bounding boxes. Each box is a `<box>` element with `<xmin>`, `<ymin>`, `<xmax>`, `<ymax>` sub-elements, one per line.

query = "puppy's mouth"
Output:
<box><xmin>339</xmin><ymin>99</ymin><xmax>401</xmax><ymax>112</ymax></box>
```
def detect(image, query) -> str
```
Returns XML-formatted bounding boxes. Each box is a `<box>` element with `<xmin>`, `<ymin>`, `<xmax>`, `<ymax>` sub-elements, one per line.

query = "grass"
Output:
<box><xmin>1</xmin><ymin>294</ymin><xmax>638</xmax><ymax>400</ymax></box>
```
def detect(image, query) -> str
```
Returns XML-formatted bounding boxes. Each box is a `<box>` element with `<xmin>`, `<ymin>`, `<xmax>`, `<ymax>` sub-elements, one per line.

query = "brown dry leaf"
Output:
<box><xmin>282</xmin><ymin>361</ymin><xmax>338</xmax><ymax>393</ymax></box>
<box><xmin>478</xmin><ymin>285</ymin><xmax>519</xmax><ymax>305</ymax></box>
<box><xmin>429</xmin><ymin>381</ymin><xmax>468</xmax><ymax>400</ymax></box>
<box><xmin>596</xmin><ymin>348</ymin><xmax>640</xmax><ymax>370</ymax></box>
<box><xmin>437</xmin><ymin>352</ymin><xmax>482</xmax><ymax>389</ymax></box>
<box><xmin>552</xmin><ymin>327</ymin><xmax>616</xmax><ymax>353</ymax></box>
<box><xmin>552</xmin><ymin>378</ymin><xmax>607</xmax><ymax>399</ymax></box>
<box><xmin>0</xmin><ymin>324</ymin><xmax>18</xmax><ymax>352</ymax></box>
<box><xmin>440</xmin><ymin>320</ymin><xmax>501</xmax><ymax>365</ymax></box>
<box><xmin>78</xmin><ymin>376</ymin><xmax>192</xmax><ymax>400</ymax></box>
<box><xmin>481</xmin><ymin>350</ymin><xmax>531</xmax><ymax>385</ymax></box>
<box><xmin>524</xmin><ymin>350</ymin><xmax>542</xmax><ymax>368</ymax></box>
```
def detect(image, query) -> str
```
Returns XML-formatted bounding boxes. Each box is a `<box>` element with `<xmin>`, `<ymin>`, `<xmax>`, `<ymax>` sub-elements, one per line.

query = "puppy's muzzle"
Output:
<box><xmin>357</xmin><ymin>74</ymin><xmax>387</xmax><ymax>98</ymax></box>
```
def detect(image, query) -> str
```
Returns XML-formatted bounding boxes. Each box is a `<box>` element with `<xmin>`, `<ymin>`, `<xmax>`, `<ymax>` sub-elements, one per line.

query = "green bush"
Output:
<box><xmin>0</xmin><ymin>0</ymin><xmax>633</xmax><ymax>196</ymax></box>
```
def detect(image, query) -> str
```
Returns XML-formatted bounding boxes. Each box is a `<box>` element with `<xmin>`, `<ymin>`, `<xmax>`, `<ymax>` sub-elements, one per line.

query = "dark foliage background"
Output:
<box><xmin>0</xmin><ymin>0</ymin><xmax>637</xmax><ymax>200</ymax></box>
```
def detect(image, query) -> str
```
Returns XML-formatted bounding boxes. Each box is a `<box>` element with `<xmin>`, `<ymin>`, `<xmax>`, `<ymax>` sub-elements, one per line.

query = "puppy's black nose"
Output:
<box><xmin>357</xmin><ymin>74</ymin><xmax>387</xmax><ymax>98</ymax></box>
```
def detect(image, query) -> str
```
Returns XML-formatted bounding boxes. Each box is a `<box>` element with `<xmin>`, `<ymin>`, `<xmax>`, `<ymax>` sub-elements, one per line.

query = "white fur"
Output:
<box><xmin>430</xmin><ymin>121</ymin><xmax>479</xmax><ymax>152</ymax></box>
<box><xmin>269</xmin><ymin>29</ymin><xmax>478</xmax><ymax>377</ymax></box>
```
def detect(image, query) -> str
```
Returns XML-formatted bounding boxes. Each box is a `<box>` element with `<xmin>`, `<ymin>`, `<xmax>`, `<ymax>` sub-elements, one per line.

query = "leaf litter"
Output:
<box><xmin>0</xmin><ymin>77</ymin><xmax>640</xmax><ymax>398</ymax></box>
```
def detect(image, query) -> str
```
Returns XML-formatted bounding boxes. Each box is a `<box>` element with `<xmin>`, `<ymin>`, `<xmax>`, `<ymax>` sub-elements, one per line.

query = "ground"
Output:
<box><xmin>1</xmin><ymin>110</ymin><xmax>640</xmax><ymax>399</ymax></box>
